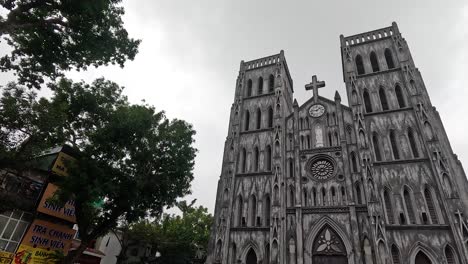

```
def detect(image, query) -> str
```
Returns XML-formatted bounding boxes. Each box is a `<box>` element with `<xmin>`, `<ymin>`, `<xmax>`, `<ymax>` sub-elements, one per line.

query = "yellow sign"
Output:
<box><xmin>0</xmin><ymin>251</ymin><xmax>14</xmax><ymax>264</ymax></box>
<box><xmin>13</xmin><ymin>244</ymin><xmax>60</xmax><ymax>264</ymax></box>
<box><xmin>36</xmin><ymin>184</ymin><xmax>76</xmax><ymax>223</ymax></box>
<box><xmin>51</xmin><ymin>152</ymin><xmax>76</xmax><ymax>177</ymax></box>
<box><xmin>20</xmin><ymin>219</ymin><xmax>76</xmax><ymax>254</ymax></box>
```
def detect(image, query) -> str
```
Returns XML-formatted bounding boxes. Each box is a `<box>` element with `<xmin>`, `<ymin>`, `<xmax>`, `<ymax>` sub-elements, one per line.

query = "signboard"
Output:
<box><xmin>36</xmin><ymin>184</ymin><xmax>76</xmax><ymax>223</ymax></box>
<box><xmin>13</xmin><ymin>244</ymin><xmax>62</xmax><ymax>264</ymax></box>
<box><xmin>51</xmin><ymin>152</ymin><xmax>76</xmax><ymax>177</ymax></box>
<box><xmin>0</xmin><ymin>251</ymin><xmax>14</xmax><ymax>264</ymax></box>
<box><xmin>18</xmin><ymin>219</ymin><xmax>76</xmax><ymax>255</ymax></box>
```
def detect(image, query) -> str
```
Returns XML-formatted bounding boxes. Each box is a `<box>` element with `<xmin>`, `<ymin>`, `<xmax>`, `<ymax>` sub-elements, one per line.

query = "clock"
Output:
<box><xmin>309</xmin><ymin>104</ymin><xmax>325</xmax><ymax>117</ymax></box>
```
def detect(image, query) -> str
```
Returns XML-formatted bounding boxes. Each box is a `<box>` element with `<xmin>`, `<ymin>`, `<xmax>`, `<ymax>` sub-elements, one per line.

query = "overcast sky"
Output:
<box><xmin>3</xmin><ymin>1</ymin><xmax>467</xmax><ymax>214</ymax></box>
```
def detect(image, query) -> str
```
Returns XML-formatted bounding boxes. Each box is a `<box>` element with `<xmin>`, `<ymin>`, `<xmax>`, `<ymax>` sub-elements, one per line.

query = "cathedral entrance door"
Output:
<box><xmin>415</xmin><ymin>252</ymin><xmax>432</xmax><ymax>264</ymax></box>
<box><xmin>312</xmin><ymin>226</ymin><xmax>348</xmax><ymax>264</ymax></box>
<box><xmin>246</xmin><ymin>248</ymin><xmax>257</xmax><ymax>264</ymax></box>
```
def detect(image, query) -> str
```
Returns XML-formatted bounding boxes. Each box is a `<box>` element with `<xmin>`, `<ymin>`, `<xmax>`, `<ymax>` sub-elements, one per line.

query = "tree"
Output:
<box><xmin>118</xmin><ymin>200</ymin><xmax>213</xmax><ymax>264</ymax></box>
<box><xmin>0</xmin><ymin>0</ymin><xmax>140</xmax><ymax>88</ymax></box>
<box><xmin>0</xmin><ymin>78</ymin><xmax>197</xmax><ymax>263</ymax></box>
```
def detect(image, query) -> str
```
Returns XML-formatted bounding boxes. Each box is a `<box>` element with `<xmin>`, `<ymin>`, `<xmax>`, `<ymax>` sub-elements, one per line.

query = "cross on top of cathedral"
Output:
<box><xmin>305</xmin><ymin>75</ymin><xmax>326</xmax><ymax>103</ymax></box>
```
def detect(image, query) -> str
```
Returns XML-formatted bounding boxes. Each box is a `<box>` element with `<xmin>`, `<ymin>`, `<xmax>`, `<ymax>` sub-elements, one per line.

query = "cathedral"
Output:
<box><xmin>206</xmin><ymin>22</ymin><xmax>468</xmax><ymax>264</ymax></box>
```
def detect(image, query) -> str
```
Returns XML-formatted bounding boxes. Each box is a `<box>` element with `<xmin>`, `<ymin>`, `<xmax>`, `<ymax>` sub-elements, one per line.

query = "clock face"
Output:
<box><xmin>309</xmin><ymin>104</ymin><xmax>325</xmax><ymax>117</ymax></box>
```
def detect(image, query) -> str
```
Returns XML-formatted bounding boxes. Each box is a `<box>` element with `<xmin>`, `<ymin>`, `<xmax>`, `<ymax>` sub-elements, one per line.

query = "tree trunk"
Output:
<box><xmin>62</xmin><ymin>240</ymin><xmax>88</xmax><ymax>264</ymax></box>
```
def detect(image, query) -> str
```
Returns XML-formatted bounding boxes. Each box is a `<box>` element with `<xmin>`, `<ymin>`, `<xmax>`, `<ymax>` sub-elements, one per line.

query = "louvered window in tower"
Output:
<box><xmin>370</xmin><ymin>51</ymin><xmax>380</xmax><ymax>72</ymax></box>
<box><xmin>363</xmin><ymin>90</ymin><xmax>372</xmax><ymax>113</ymax></box>
<box><xmin>384</xmin><ymin>190</ymin><xmax>394</xmax><ymax>224</ymax></box>
<box><xmin>395</xmin><ymin>85</ymin><xmax>406</xmax><ymax>108</ymax></box>
<box><xmin>390</xmin><ymin>130</ymin><xmax>400</xmax><ymax>159</ymax></box>
<box><xmin>379</xmin><ymin>87</ymin><xmax>389</xmax><ymax>111</ymax></box>
<box><xmin>424</xmin><ymin>188</ymin><xmax>438</xmax><ymax>224</ymax></box>
<box><xmin>355</xmin><ymin>55</ymin><xmax>365</xmax><ymax>75</ymax></box>
<box><xmin>385</xmin><ymin>48</ymin><xmax>395</xmax><ymax>69</ymax></box>
<box><xmin>404</xmin><ymin>188</ymin><xmax>415</xmax><ymax>224</ymax></box>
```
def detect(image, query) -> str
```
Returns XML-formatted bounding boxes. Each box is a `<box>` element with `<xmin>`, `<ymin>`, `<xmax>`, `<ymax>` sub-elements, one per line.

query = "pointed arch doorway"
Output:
<box><xmin>246</xmin><ymin>248</ymin><xmax>257</xmax><ymax>264</ymax></box>
<box><xmin>415</xmin><ymin>251</ymin><xmax>432</xmax><ymax>264</ymax></box>
<box><xmin>312</xmin><ymin>226</ymin><xmax>348</xmax><ymax>264</ymax></box>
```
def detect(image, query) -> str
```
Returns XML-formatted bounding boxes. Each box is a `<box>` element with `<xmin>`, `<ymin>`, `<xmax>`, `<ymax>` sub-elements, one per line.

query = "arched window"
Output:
<box><xmin>223</xmin><ymin>188</ymin><xmax>229</xmax><ymax>202</ymax></box>
<box><xmin>237</xmin><ymin>195</ymin><xmax>243</xmax><ymax>226</ymax></box>
<box><xmin>288</xmin><ymin>158</ymin><xmax>294</xmax><ymax>178</ymax></box>
<box><xmin>289</xmin><ymin>186</ymin><xmax>295</xmax><ymax>207</ymax></box>
<box><xmin>265</xmin><ymin>145</ymin><xmax>272</xmax><ymax>171</ymax></box>
<box><xmin>363</xmin><ymin>89</ymin><xmax>372</xmax><ymax>113</ymax></box>
<box><xmin>403</xmin><ymin>188</ymin><xmax>416</xmax><ymax>224</ymax></box>
<box><xmin>445</xmin><ymin>245</ymin><xmax>456</xmax><ymax>264</ymax></box>
<box><xmin>249</xmin><ymin>195</ymin><xmax>257</xmax><ymax>226</ymax></box>
<box><xmin>301</xmin><ymin>135</ymin><xmax>305</xmax><ymax>149</ymax></box>
<box><xmin>351</xmin><ymin>152</ymin><xmax>358</xmax><ymax>172</ymax></box>
<box><xmin>385</xmin><ymin>48</ymin><xmax>395</xmax><ymax>69</ymax></box>
<box><xmin>239</xmin><ymin>148</ymin><xmax>247</xmax><ymax>173</ymax></box>
<box><xmin>395</xmin><ymin>85</ymin><xmax>406</xmax><ymax>108</ymax></box>
<box><xmin>391</xmin><ymin>245</ymin><xmax>401</xmax><ymax>264</ymax></box>
<box><xmin>306</xmin><ymin>135</ymin><xmax>311</xmax><ymax>149</ymax></box>
<box><xmin>268</xmin><ymin>74</ymin><xmax>274</xmax><ymax>92</ymax></box>
<box><xmin>304</xmin><ymin>118</ymin><xmax>309</xmax><ymax>129</ymax></box>
<box><xmin>379</xmin><ymin>86</ymin><xmax>389</xmax><ymax>110</ymax></box>
<box><xmin>258</xmin><ymin>77</ymin><xmax>263</xmax><ymax>95</ymax></box>
<box><xmin>355</xmin><ymin>54</ymin><xmax>365</xmax><ymax>75</ymax></box>
<box><xmin>384</xmin><ymin>189</ymin><xmax>394</xmax><ymax>224</ymax></box>
<box><xmin>256</xmin><ymin>108</ymin><xmax>261</xmax><ymax>129</ymax></box>
<box><xmin>244</xmin><ymin>110</ymin><xmax>250</xmax><ymax>131</ymax></box>
<box><xmin>372</xmin><ymin>132</ymin><xmax>382</xmax><ymax>161</ymax></box>
<box><xmin>346</xmin><ymin>126</ymin><xmax>355</xmax><ymax>144</ymax></box>
<box><xmin>370</xmin><ymin>51</ymin><xmax>380</xmax><ymax>72</ymax></box>
<box><xmin>407</xmin><ymin>128</ymin><xmax>419</xmax><ymax>158</ymax></box>
<box><xmin>268</xmin><ymin>107</ymin><xmax>273</xmax><ymax>128</ymax></box>
<box><xmin>264</xmin><ymin>195</ymin><xmax>271</xmax><ymax>226</ymax></box>
<box><xmin>334</xmin><ymin>132</ymin><xmax>339</xmax><ymax>146</ymax></box>
<box><xmin>355</xmin><ymin>182</ymin><xmax>362</xmax><ymax>204</ymax></box>
<box><xmin>312</xmin><ymin>187</ymin><xmax>317</xmax><ymax>206</ymax></box>
<box><xmin>321</xmin><ymin>187</ymin><xmax>327</xmax><ymax>206</ymax></box>
<box><xmin>390</xmin><ymin>130</ymin><xmax>400</xmax><ymax>159</ymax></box>
<box><xmin>299</xmin><ymin>117</ymin><xmax>303</xmax><ymax>130</ymax></box>
<box><xmin>253</xmin><ymin>147</ymin><xmax>259</xmax><ymax>172</ymax></box>
<box><xmin>424</xmin><ymin>187</ymin><xmax>438</xmax><ymax>224</ymax></box>
<box><xmin>328</xmin><ymin>132</ymin><xmax>333</xmax><ymax>147</ymax></box>
<box><xmin>247</xmin><ymin>79</ymin><xmax>252</xmax><ymax>96</ymax></box>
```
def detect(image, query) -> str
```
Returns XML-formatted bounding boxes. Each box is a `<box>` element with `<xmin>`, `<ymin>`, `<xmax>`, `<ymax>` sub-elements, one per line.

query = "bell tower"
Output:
<box><xmin>340</xmin><ymin>22</ymin><xmax>468</xmax><ymax>262</ymax></box>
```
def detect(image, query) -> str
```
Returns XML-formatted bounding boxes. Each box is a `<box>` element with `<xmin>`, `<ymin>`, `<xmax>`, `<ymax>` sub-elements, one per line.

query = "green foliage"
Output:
<box><xmin>0</xmin><ymin>78</ymin><xmax>197</xmax><ymax>262</ymax></box>
<box><xmin>0</xmin><ymin>0</ymin><xmax>140</xmax><ymax>88</ymax></box>
<box><xmin>125</xmin><ymin>201</ymin><xmax>213</xmax><ymax>264</ymax></box>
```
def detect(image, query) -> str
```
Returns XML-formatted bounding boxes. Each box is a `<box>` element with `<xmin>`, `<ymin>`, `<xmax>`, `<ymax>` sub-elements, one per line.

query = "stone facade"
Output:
<box><xmin>206</xmin><ymin>23</ymin><xmax>468</xmax><ymax>264</ymax></box>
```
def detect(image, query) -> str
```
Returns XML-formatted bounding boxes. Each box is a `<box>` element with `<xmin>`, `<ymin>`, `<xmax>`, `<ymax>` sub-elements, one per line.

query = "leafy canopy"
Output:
<box><xmin>0</xmin><ymin>78</ymin><xmax>197</xmax><ymax>262</ymax></box>
<box><xmin>0</xmin><ymin>0</ymin><xmax>140</xmax><ymax>88</ymax></box>
<box><xmin>126</xmin><ymin>200</ymin><xmax>213</xmax><ymax>264</ymax></box>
